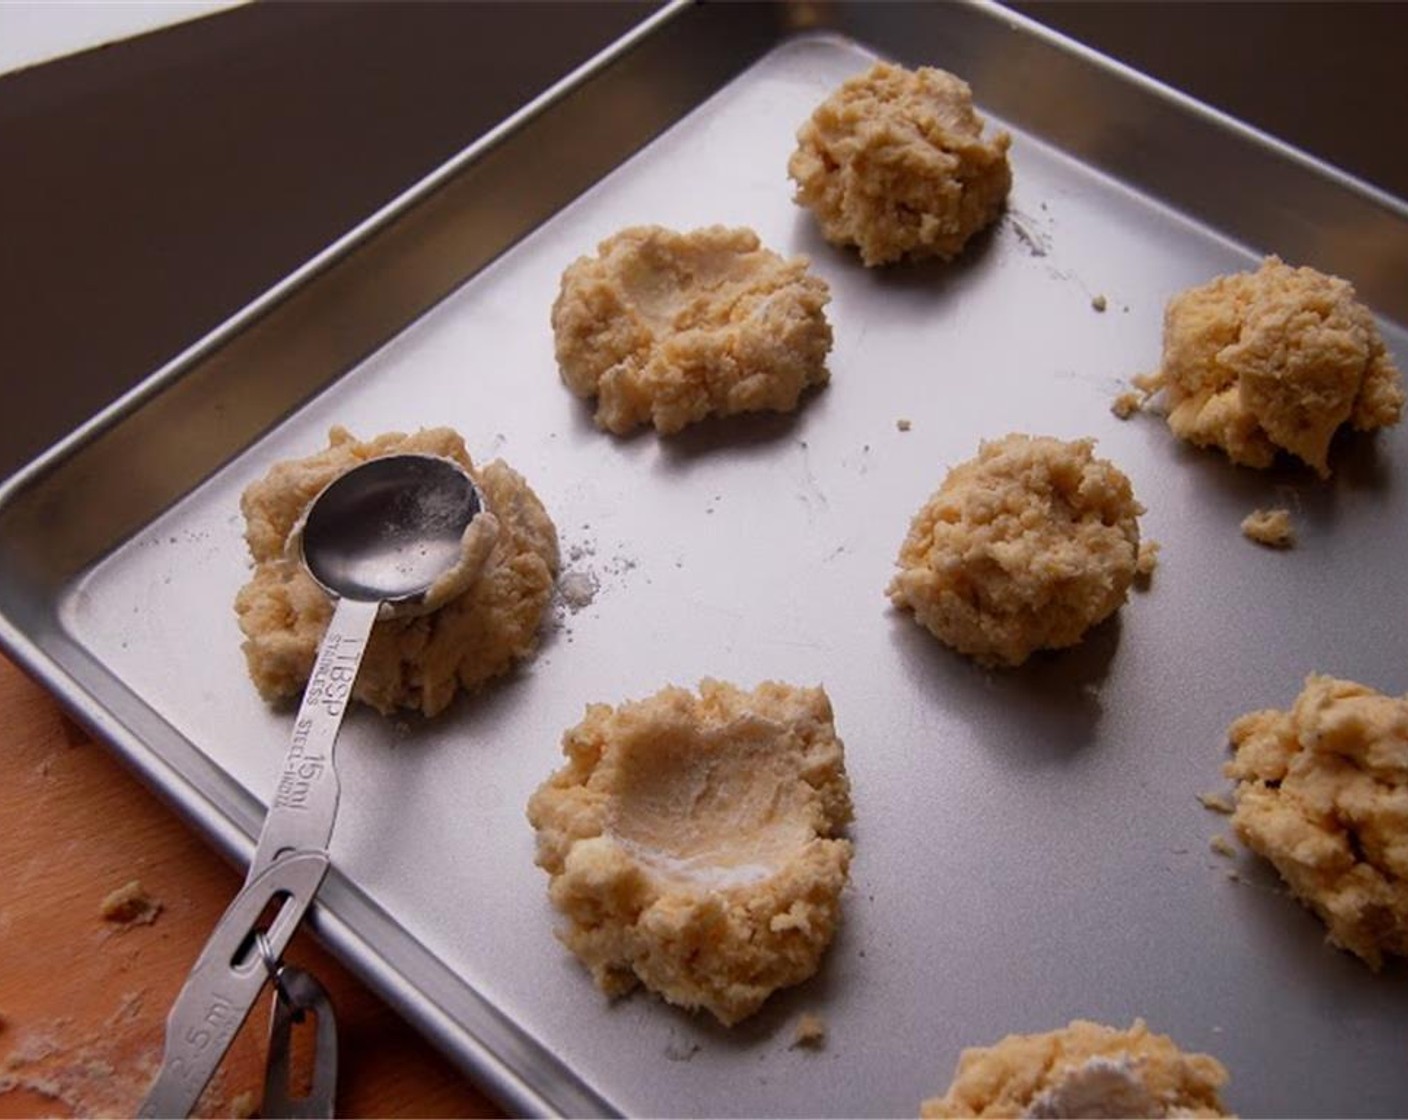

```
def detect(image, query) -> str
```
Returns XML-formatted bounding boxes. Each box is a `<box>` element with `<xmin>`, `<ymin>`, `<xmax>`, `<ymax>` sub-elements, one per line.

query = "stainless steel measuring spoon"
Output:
<box><xmin>139</xmin><ymin>453</ymin><xmax>483</xmax><ymax>1117</ymax></box>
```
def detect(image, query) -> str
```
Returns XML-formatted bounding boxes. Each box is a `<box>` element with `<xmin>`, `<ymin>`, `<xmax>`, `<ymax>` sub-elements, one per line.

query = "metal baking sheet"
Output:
<box><xmin>3</xmin><ymin>2</ymin><xmax>1406</xmax><ymax>1115</ymax></box>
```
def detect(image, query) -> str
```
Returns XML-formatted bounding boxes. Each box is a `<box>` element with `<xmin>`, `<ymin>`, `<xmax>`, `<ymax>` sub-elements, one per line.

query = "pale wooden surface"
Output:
<box><xmin>0</xmin><ymin>652</ymin><xmax>503</xmax><ymax>1118</ymax></box>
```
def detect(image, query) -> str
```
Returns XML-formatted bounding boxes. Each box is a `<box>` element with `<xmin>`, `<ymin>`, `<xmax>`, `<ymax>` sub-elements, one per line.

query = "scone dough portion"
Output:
<box><xmin>1146</xmin><ymin>256</ymin><xmax>1403</xmax><ymax>476</ymax></box>
<box><xmin>788</xmin><ymin>62</ymin><xmax>1012</xmax><ymax>267</ymax></box>
<box><xmin>888</xmin><ymin>434</ymin><xmax>1143</xmax><ymax>667</ymax></box>
<box><xmin>526</xmin><ymin>679</ymin><xmax>853</xmax><ymax>1025</ymax></box>
<box><xmin>1225</xmin><ymin>674</ymin><xmax>1408</xmax><ymax>969</ymax></box>
<box><xmin>235</xmin><ymin>426</ymin><xmax>560</xmax><ymax>717</ymax></box>
<box><xmin>921</xmin><ymin>1019</ymin><xmax>1230</xmax><ymax>1119</ymax></box>
<box><xmin>551</xmin><ymin>225</ymin><xmax>832</xmax><ymax>435</ymax></box>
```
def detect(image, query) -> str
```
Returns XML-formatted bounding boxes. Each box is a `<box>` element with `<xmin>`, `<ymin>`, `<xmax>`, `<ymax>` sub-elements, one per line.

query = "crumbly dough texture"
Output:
<box><xmin>526</xmin><ymin>679</ymin><xmax>853</xmax><ymax>1025</ymax></box>
<box><xmin>1111</xmin><ymin>390</ymin><xmax>1143</xmax><ymax>420</ymax></box>
<box><xmin>235</xmin><ymin>426</ymin><xmax>559</xmax><ymax>717</ymax></box>
<box><xmin>888</xmin><ymin>434</ymin><xmax>1143</xmax><ymax>667</ymax></box>
<box><xmin>99</xmin><ymin>880</ymin><xmax>161</xmax><ymax>926</ymax></box>
<box><xmin>1145</xmin><ymin>256</ymin><xmax>1403</xmax><ymax>476</ymax></box>
<box><xmin>793</xmin><ymin>1012</ymin><xmax>827</xmax><ymax>1049</ymax></box>
<box><xmin>788</xmin><ymin>62</ymin><xmax>1012</xmax><ymax>267</ymax></box>
<box><xmin>1136</xmin><ymin>539</ymin><xmax>1161</xmax><ymax>579</ymax></box>
<box><xmin>1240</xmin><ymin>507</ymin><xmax>1295</xmax><ymax>549</ymax></box>
<box><xmin>551</xmin><ymin>225</ymin><xmax>832</xmax><ymax>434</ymax></box>
<box><xmin>1225</xmin><ymin>674</ymin><xmax>1408</xmax><ymax>969</ymax></box>
<box><xmin>921</xmin><ymin>1019</ymin><xmax>1230</xmax><ymax>1119</ymax></box>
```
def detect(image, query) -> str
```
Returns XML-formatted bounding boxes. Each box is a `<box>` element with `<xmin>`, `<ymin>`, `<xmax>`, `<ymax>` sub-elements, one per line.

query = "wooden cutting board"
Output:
<box><xmin>0</xmin><ymin>653</ymin><xmax>500</xmax><ymax>1118</ymax></box>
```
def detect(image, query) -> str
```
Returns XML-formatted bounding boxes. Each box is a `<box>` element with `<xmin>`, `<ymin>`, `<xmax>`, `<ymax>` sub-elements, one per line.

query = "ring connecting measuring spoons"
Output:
<box><xmin>140</xmin><ymin>454</ymin><xmax>483</xmax><ymax>1117</ymax></box>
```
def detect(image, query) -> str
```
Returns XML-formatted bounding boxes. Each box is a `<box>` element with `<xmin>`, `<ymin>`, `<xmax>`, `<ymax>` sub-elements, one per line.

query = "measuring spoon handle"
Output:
<box><xmin>248</xmin><ymin>595</ymin><xmax>379</xmax><ymax>881</ymax></box>
<box><xmin>140</xmin><ymin>596</ymin><xmax>378</xmax><ymax>1115</ymax></box>
<box><xmin>137</xmin><ymin>850</ymin><xmax>331</xmax><ymax>1118</ymax></box>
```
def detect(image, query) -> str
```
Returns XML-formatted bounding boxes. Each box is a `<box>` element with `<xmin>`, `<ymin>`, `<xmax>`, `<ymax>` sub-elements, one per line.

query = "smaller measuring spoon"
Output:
<box><xmin>140</xmin><ymin>453</ymin><xmax>483</xmax><ymax>1118</ymax></box>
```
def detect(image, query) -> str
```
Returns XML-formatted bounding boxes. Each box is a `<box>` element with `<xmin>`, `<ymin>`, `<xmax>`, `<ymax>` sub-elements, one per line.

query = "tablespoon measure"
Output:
<box><xmin>139</xmin><ymin>453</ymin><xmax>483</xmax><ymax>1117</ymax></box>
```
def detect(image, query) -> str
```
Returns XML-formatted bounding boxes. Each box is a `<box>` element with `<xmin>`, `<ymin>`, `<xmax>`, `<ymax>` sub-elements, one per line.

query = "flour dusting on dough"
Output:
<box><xmin>921</xmin><ymin>1019</ymin><xmax>1230</xmax><ymax>1118</ymax></box>
<box><xmin>527</xmin><ymin>679</ymin><xmax>853</xmax><ymax>1025</ymax></box>
<box><xmin>235</xmin><ymin>427</ymin><xmax>559</xmax><ymax>717</ymax></box>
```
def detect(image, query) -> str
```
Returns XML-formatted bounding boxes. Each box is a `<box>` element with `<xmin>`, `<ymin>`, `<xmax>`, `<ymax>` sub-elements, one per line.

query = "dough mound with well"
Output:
<box><xmin>1146</xmin><ymin>256</ymin><xmax>1402</xmax><ymax>476</ymax></box>
<box><xmin>788</xmin><ymin>62</ymin><xmax>1012</xmax><ymax>267</ymax></box>
<box><xmin>888</xmin><ymin>434</ymin><xmax>1143</xmax><ymax>667</ymax></box>
<box><xmin>551</xmin><ymin>225</ymin><xmax>832</xmax><ymax>435</ymax></box>
<box><xmin>235</xmin><ymin>426</ymin><xmax>559</xmax><ymax>717</ymax></box>
<box><xmin>921</xmin><ymin>1019</ymin><xmax>1230</xmax><ymax>1118</ymax></box>
<box><xmin>526</xmin><ymin>679</ymin><xmax>853</xmax><ymax>1025</ymax></box>
<box><xmin>1225</xmin><ymin>673</ymin><xmax>1408</xmax><ymax>970</ymax></box>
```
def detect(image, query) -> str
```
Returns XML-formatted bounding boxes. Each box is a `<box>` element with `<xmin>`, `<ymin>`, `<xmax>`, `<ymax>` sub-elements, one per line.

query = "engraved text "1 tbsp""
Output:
<box><xmin>274</xmin><ymin>634</ymin><xmax>361</xmax><ymax>811</ymax></box>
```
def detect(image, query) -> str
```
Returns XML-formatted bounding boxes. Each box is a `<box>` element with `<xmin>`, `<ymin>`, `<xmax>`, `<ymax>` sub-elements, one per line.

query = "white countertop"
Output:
<box><xmin>0</xmin><ymin>1</ymin><xmax>242</xmax><ymax>75</ymax></box>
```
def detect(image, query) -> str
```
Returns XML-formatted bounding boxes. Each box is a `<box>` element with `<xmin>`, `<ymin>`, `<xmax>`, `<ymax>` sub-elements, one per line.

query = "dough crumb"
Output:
<box><xmin>789</xmin><ymin>62</ymin><xmax>1012</xmax><ymax>266</ymax></box>
<box><xmin>897</xmin><ymin>418</ymin><xmax>913</xmax><ymax>432</ymax></box>
<box><xmin>921</xmin><ymin>1019</ymin><xmax>1230</xmax><ymax>1118</ymax></box>
<box><xmin>889</xmin><ymin>434</ymin><xmax>1144</xmax><ymax>667</ymax></box>
<box><xmin>1240</xmin><ymin>507</ymin><xmax>1295</xmax><ymax>549</ymax></box>
<box><xmin>792</xmin><ymin>1012</ymin><xmax>828</xmax><ymax>1049</ymax></box>
<box><xmin>1142</xmin><ymin>256</ymin><xmax>1403</xmax><ymax>476</ymax></box>
<box><xmin>235</xmin><ymin>427</ymin><xmax>559</xmax><ymax>717</ymax></box>
<box><xmin>1091</xmin><ymin>294</ymin><xmax>1108</xmax><ymax>313</ymax></box>
<box><xmin>1210</xmin><ymin>835</ymin><xmax>1237</xmax><ymax>859</ymax></box>
<box><xmin>1130</xmin><ymin>371</ymin><xmax>1163</xmax><ymax>411</ymax></box>
<box><xmin>1135</xmin><ymin>539</ymin><xmax>1160</xmax><ymax>583</ymax></box>
<box><xmin>1197</xmin><ymin>791</ymin><xmax>1234</xmax><ymax>815</ymax></box>
<box><xmin>99</xmin><ymin>881</ymin><xmax>161</xmax><ymax>927</ymax></box>
<box><xmin>1111</xmin><ymin>390</ymin><xmax>1142</xmax><ymax>420</ymax></box>
<box><xmin>552</xmin><ymin>225</ymin><xmax>832</xmax><ymax>434</ymax></box>
<box><xmin>1225</xmin><ymin>674</ymin><xmax>1408</xmax><ymax>969</ymax></box>
<box><xmin>527</xmin><ymin>680</ymin><xmax>853</xmax><ymax>1026</ymax></box>
<box><xmin>227</xmin><ymin>1090</ymin><xmax>258</xmax><ymax>1118</ymax></box>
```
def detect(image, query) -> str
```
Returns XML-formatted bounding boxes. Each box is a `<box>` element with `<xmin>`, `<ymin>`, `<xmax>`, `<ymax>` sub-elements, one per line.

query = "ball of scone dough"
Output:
<box><xmin>1224</xmin><ymin>674</ymin><xmax>1408</xmax><ymax>970</ymax></box>
<box><xmin>551</xmin><ymin>225</ymin><xmax>832</xmax><ymax>435</ymax></box>
<box><xmin>788</xmin><ymin>62</ymin><xmax>1012</xmax><ymax>267</ymax></box>
<box><xmin>526</xmin><ymin>679</ymin><xmax>853</xmax><ymax>1026</ymax></box>
<box><xmin>921</xmin><ymin>1019</ymin><xmax>1231</xmax><ymax>1118</ymax></box>
<box><xmin>888</xmin><ymin>434</ymin><xmax>1143</xmax><ymax>667</ymax></box>
<box><xmin>1146</xmin><ymin>255</ymin><xmax>1403</xmax><ymax>476</ymax></box>
<box><xmin>235</xmin><ymin>426</ymin><xmax>559</xmax><ymax>717</ymax></box>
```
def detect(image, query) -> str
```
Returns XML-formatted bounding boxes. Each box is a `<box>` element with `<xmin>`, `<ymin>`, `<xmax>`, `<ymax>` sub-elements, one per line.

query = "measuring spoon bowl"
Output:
<box><xmin>300</xmin><ymin>453</ymin><xmax>483</xmax><ymax>605</ymax></box>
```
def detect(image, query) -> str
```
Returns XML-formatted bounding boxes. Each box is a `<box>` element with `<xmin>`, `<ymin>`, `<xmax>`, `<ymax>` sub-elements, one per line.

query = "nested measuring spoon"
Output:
<box><xmin>140</xmin><ymin>453</ymin><xmax>484</xmax><ymax>1118</ymax></box>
